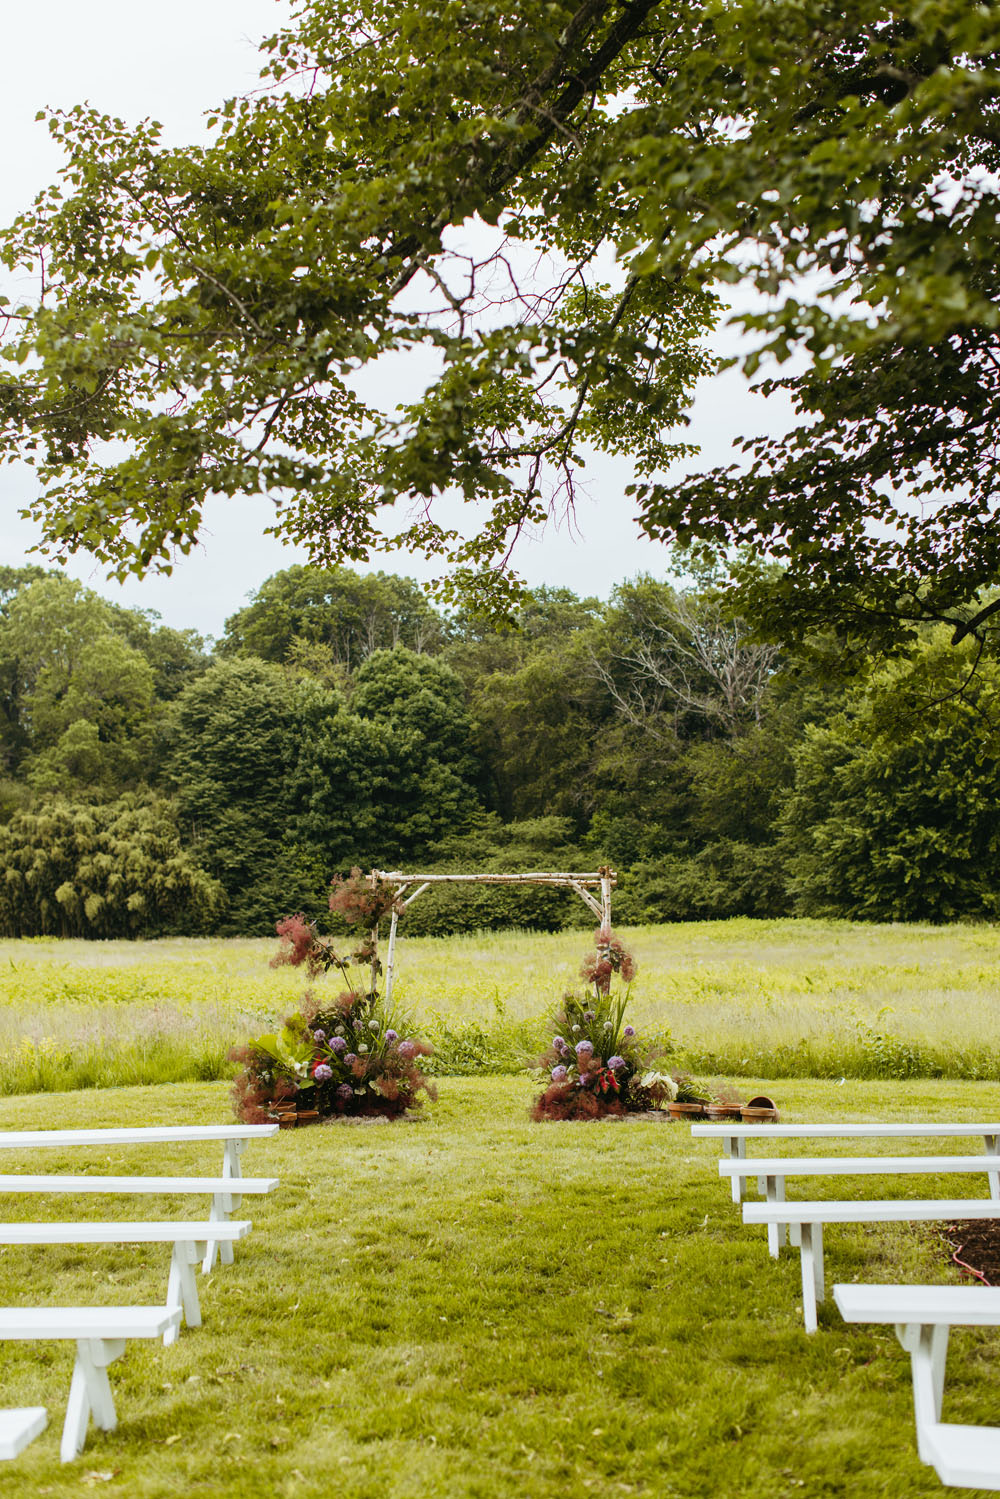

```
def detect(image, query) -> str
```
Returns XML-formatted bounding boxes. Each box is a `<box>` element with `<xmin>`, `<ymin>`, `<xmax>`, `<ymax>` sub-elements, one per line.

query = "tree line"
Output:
<box><xmin>2</xmin><ymin>562</ymin><xmax>998</xmax><ymax>940</ymax></box>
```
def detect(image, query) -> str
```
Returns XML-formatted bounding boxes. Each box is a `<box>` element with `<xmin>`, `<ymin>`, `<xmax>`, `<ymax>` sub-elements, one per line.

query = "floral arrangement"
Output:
<box><xmin>532</xmin><ymin>929</ymin><xmax>668</xmax><ymax>1121</ymax></box>
<box><xmin>231</xmin><ymin>876</ymin><xmax>435</xmax><ymax>1123</ymax></box>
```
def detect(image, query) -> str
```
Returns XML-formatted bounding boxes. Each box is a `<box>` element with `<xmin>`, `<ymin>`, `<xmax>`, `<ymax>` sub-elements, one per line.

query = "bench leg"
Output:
<box><xmin>765</xmin><ymin>1176</ymin><xmax>787</xmax><ymax>1256</ymax></box>
<box><xmin>985</xmin><ymin>1135</ymin><xmax>1000</xmax><ymax>1201</ymax></box>
<box><xmin>222</xmin><ymin>1139</ymin><xmax>244</xmax><ymax>1214</ymax></box>
<box><xmin>726</xmin><ymin>1138</ymin><xmax>745</xmax><ymax>1204</ymax></box>
<box><xmin>203</xmin><ymin>1194</ymin><xmax>235</xmax><ymax>1275</ymax></box>
<box><xmin>166</xmin><ymin>1243</ymin><xmax>202</xmax><ymax>1343</ymax></box>
<box><xmin>62</xmin><ymin>1339</ymin><xmax>124</xmax><ymax>1462</ymax></box>
<box><xmin>897</xmin><ymin>1322</ymin><xmax>949</xmax><ymax>1463</ymax></box>
<box><xmin>799</xmin><ymin>1223</ymin><xmax>823</xmax><ymax>1333</ymax></box>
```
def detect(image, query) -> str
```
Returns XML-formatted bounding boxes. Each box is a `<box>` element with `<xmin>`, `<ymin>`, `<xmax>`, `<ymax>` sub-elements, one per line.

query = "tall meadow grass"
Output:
<box><xmin>2</xmin><ymin>917</ymin><xmax>1000</xmax><ymax>1094</ymax></box>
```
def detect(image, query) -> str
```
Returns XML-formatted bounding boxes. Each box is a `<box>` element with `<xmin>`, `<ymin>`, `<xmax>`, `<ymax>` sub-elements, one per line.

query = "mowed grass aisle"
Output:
<box><xmin>3</xmin><ymin>1077</ymin><xmax>999</xmax><ymax>1498</ymax></box>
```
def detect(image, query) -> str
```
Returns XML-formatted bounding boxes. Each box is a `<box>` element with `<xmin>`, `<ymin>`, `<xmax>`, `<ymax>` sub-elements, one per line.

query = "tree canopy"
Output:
<box><xmin>1</xmin><ymin>0</ymin><xmax>999</xmax><ymax>637</ymax></box>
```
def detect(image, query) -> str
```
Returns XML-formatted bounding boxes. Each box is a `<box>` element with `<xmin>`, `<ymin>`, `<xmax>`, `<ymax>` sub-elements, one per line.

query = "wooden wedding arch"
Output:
<box><xmin>368</xmin><ymin>866</ymin><xmax>617</xmax><ymax>1007</ymax></box>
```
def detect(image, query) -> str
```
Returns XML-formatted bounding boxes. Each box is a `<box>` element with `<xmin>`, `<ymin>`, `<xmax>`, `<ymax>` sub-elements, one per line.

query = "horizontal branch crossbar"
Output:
<box><xmin>375</xmin><ymin>866</ymin><xmax>615</xmax><ymax>1009</ymax></box>
<box><xmin>376</xmin><ymin>870</ymin><xmax>616</xmax><ymax>887</ymax></box>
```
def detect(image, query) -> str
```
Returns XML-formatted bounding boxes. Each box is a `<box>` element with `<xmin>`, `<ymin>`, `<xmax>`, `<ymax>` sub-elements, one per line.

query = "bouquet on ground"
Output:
<box><xmin>231</xmin><ymin>878</ymin><xmax>435</xmax><ymax>1122</ymax></box>
<box><xmin>532</xmin><ymin>929</ymin><xmax>669</xmax><ymax>1121</ymax></box>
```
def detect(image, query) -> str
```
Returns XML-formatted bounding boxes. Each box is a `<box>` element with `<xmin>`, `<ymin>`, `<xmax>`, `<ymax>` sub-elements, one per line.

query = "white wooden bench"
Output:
<box><xmin>0</xmin><ymin>1127</ymin><xmax>278</xmax><ymax>1270</ymax></box>
<box><xmin>692</xmin><ymin>1122</ymin><xmax>1000</xmax><ymax>1203</ymax></box>
<box><xmin>720</xmin><ymin>1153</ymin><xmax>1000</xmax><ymax>1254</ymax></box>
<box><xmin>0</xmin><ymin>1408</ymin><xmax>47</xmax><ymax>1459</ymax></box>
<box><xmin>743</xmin><ymin>1198</ymin><xmax>1000</xmax><ymax>1332</ymax></box>
<box><xmin>0</xmin><ymin>1305</ymin><xmax>182</xmax><ymax>1461</ymax></box>
<box><xmin>0</xmin><ymin>1221</ymin><xmax>252</xmax><ymax>1344</ymax></box>
<box><xmin>834</xmin><ymin>1283</ymin><xmax>1000</xmax><ymax>1489</ymax></box>
<box><xmin>0</xmin><ymin>1175</ymin><xmax>279</xmax><ymax>1274</ymax></box>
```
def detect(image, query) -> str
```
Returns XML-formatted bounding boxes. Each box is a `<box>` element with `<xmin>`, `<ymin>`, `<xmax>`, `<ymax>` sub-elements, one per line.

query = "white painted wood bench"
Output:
<box><xmin>720</xmin><ymin>1153</ymin><xmax>1000</xmax><ymax>1255</ymax></box>
<box><xmin>0</xmin><ymin>1175</ymin><xmax>279</xmax><ymax>1275</ymax></box>
<box><xmin>692</xmin><ymin>1122</ymin><xmax>1000</xmax><ymax>1203</ymax></box>
<box><xmin>743</xmin><ymin>1197</ymin><xmax>1000</xmax><ymax>1332</ymax></box>
<box><xmin>834</xmin><ymin>1283</ymin><xmax>1000</xmax><ymax>1489</ymax></box>
<box><xmin>0</xmin><ymin>1408</ymin><xmax>47</xmax><ymax>1459</ymax></box>
<box><xmin>0</xmin><ymin>1127</ymin><xmax>278</xmax><ymax>1270</ymax></box>
<box><xmin>0</xmin><ymin>1221</ymin><xmax>252</xmax><ymax>1344</ymax></box>
<box><xmin>0</xmin><ymin>1305</ymin><xmax>182</xmax><ymax>1461</ymax></box>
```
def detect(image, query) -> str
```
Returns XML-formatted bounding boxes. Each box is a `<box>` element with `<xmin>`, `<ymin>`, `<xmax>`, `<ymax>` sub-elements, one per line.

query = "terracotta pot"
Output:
<box><xmin>741</xmin><ymin>1095</ymin><xmax>779</xmax><ymax>1123</ymax></box>
<box><xmin>706</xmin><ymin>1103</ymin><xmax>743</xmax><ymax>1121</ymax></box>
<box><xmin>668</xmin><ymin>1101</ymin><xmax>708</xmax><ymax>1120</ymax></box>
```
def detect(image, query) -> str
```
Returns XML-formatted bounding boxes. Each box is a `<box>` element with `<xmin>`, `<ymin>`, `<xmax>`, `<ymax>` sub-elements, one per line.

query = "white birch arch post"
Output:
<box><xmin>373</xmin><ymin>867</ymin><xmax>616</xmax><ymax>1009</ymax></box>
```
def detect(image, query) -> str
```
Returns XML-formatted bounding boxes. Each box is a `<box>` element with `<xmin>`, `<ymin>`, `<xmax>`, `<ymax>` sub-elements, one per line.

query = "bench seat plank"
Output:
<box><xmin>0</xmin><ymin>1128</ymin><xmax>278</xmax><ymax>1270</ymax></box>
<box><xmin>0</xmin><ymin>1306</ymin><xmax>181</xmax><ymax>1340</ymax></box>
<box><xmin>835</xmin><ymin>1283</ymin><xmax>1000</xmax><ymax>1488</ymax></box>
<box><xmin>694</xmin><ymin>1122</ymin><xmax>1000</xmax><ymax>1206</ymax></box>
<box><xmin>693</xmin><ymin>1122</ymin><xmax>1000</xmax><ymax>1138</ymax></box>
<box><xmin>721</xmin><ymin>1153</ymin><xmax>1000</xmax><ymax>1177</ymax></box>
<box><xmin>834</xmin><ymin>1284</ymin><xmax>1000</xmax><ymax>1326</ymax></box>
<box><xmin>0</xmin><ymin>1305</ymin><xmax>182</xmax><ymax>1461</ymax></box>
<box><xmin>0</xmin><ymin>1220</ymin><xmax>252</xmax><ymax>1244</ymax></box>
<box><xmin>745</xmin><ymin>1199</ymin><xmax>1000</xmax><ymax>1331</ymax></box>
<box><xmin>0</xmin><ymin>1175</ymin><xmax>278</xmax><ymax>1193</ymax></box>
<box><xmin>724</xmin><ymin>1155</ymin><xmax>1000</xmax><ymax>1257</ymax></box>
<box><xmin>0</xmin><ymin>1408</ymin><xmax>47</xmax><ymax>1460</ymax></box>
<box><xmin>0</xmin><ymin>1176</ymin><xmax>277</xmax><ymax>1271</ymax></box>
<box><xmin>0</xmin><ymin>1126</ymin><xmax>278</xmax><ymax>1149</ymax></box>
<box><xmin>0</xmin><ymin>1221</ymin><xmax>253</xmax><ymax>1342</ymax></box>
<box><xmin>925</xmin><ymin>1422</ymin><xmax>1000</xmax><ymax>1490</ymax></box>
<box><xmin>744</xmin><ymin>1197</ymin><xmax>1000</xmax><ymax>1226</ymax></box>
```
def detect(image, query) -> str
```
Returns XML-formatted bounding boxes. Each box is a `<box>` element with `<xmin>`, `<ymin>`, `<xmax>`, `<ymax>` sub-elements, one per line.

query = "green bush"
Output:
<box><xmin>615</xmin><ymin>841</ymin><xmax>790</xmax><ymax>923</ymax></box>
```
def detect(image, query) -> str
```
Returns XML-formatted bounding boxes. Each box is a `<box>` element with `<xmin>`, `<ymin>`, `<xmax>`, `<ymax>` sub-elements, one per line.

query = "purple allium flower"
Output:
<box><xmin>336</xmin><ymin>1083</ymin><xmax>354</xmax><ymax>1101</ymax></box>
<box><xmin>313</xmin><ymin>1029</ymin><xmax>327</xmax><ymax>1042</ymax></box>
<box><xmin>330</xmin><ymin>1036</ymin><xmax>347</xmax><ymax>1054</ymax></box>
<box><xmin>583</xmin><ymin>1010</ymin><xmax>595</xmax><ymax>1023</ymax></box>
<box><xmin>313</xmin><ymin>1062</ymin><xmax>333</xmax><ymax>1082</ymax></box>
<box><xmin>551</xmin><ymin>1065</ymin><xmax>568</xmax><ymax>1082</ymax></box>
<box><xmin>552</xmin><ymin>1035</ymin><xmax>566</xmax><ymax>1049</ymax></box>
<box><xmin>344</xmin><ymin>1053</ymin><xmax>358</xmax><ymax>1066</ymax></box>
<box><xmin>623</xmin><ymin>1025</ymin><xmax>636</xmax><ymax>1038</ymax></box>
<box><xmin>397</xmin><ymin>1040</ymin><xmax>417</xmax><ymax>1060</ymax></box>
<box><xmin>384</xmin><ymin>1029</ymin><xmax>399</xmax><ymax>1044</ymax></box>
<box><xmin>608</xmin><ymin>1056</ymin><xmax>626</xmax><ymax>1071</ymax></box>
<box><xmin>575</xmin><ymin>1039</ymin><xmax>594</xmax><ymax>1056</ymax></box>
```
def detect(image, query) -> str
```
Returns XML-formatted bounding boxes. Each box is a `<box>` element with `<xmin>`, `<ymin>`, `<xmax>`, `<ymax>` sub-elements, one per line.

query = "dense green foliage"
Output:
<box><xmin>3</xmin><ymin>0</ymin><xmax>998</xmax><ymax>642</ymax></box>
<box><xmin>2</xmin><ymin>561</ymin><xmax>1000</xmax><ymax>935</ymax></box>
<box><xmin>781</xmin><ymin>638</ymin><xmax>1000</xmax><ymax>922</ymax></box>
<box><xmin>0</xmin><ymin>794</ymin><xmax>224</xmax><ymax>938</ymax></box>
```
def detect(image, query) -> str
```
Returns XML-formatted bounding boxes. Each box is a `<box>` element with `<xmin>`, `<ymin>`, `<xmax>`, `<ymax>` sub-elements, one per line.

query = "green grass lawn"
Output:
<box><xmin>3</xmin><ymin>1076</ymin><xmax>1000</xmax><ymax>1497</ymax></box>
<box><xmin>3</xmin><ymin>919</ymin><xmax>1000</xmax><ymax>1091</ymax></box>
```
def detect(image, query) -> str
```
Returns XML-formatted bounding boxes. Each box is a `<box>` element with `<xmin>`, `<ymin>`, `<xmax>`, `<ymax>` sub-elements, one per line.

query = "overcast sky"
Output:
<box><xmin>0</xmin><ymin>1</ymin><xmax>795</xmax><ymax>640</ymax></box>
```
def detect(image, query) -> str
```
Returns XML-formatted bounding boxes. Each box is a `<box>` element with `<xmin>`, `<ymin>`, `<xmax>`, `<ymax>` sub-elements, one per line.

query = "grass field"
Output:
<box><xmin>4</xmin><ymin>927</ymin><xmax>1000</xmax><ymax>1493</ymax></box>
<box><xmin>2</xmin><ymin>1076</ymin><xmax>999</xmax><ymax>1498</ymax></box>
<box><xmin>3</xmin><ymin>919</ymin><xmax>1000</xmax><ymax>1095</ymax></box>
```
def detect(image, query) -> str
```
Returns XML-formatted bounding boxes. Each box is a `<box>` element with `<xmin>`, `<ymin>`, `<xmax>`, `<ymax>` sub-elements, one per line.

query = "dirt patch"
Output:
<box><xmin>938</xmin><ymin>1220</ymin><xmax>1000</xmax><ymax>1284</ymax></box>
